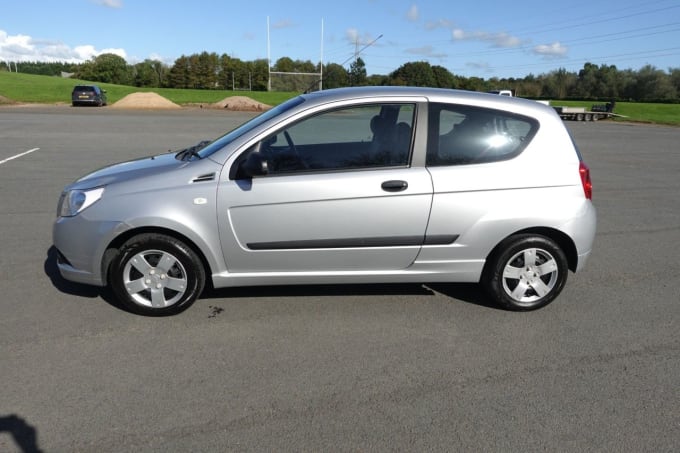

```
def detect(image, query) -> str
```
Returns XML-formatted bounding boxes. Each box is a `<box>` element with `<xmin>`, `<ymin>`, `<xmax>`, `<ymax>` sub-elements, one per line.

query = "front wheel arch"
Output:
<box><xmin>108</xmin><ymin>232</ymin><xmax>206</xmax><ymax>315</ymax></box>
<box><xmin>101</xmin><ymin>226</ymin><xmax>213</xmax><ymax>289</ymax></box>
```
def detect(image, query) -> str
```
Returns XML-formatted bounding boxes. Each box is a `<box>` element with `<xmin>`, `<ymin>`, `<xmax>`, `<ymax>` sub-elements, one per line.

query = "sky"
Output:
<box><xmin>1</xmin><ymin>0</ymin><xmax>679</xmax><ymax>79</ymax></box>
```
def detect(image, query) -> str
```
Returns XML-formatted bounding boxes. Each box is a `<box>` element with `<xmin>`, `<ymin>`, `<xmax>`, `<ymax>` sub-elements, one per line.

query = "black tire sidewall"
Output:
<box><xmin>483</xmin><ymin>234</ymin><xmax>568</xmax><ymax>311</ymax></box>
<box><xmin>109</xmin><ymin>233</ymin><xmax>205</xmax><ymax>316</ymax></box>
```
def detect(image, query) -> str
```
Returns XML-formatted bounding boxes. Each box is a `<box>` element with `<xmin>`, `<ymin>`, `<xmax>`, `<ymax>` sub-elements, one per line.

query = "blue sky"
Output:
<box><xmin>1</xmin><ymin>0</ymin><xmax>679</xmax><ymax>78</ymax></box>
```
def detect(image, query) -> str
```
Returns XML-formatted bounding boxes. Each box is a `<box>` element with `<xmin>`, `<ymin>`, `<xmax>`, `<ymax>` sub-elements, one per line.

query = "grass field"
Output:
<box><xmin>1</xmin><ymin>72</ymin><xmax>678</xmax><ymax>125</ymax></box>
<box><xmin>0</xmin><ymin>72</ymin><xmax>295</xmax><ymax>106</ymax></box>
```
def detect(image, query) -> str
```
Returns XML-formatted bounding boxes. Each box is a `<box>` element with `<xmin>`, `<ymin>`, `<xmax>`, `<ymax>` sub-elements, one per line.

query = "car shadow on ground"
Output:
<box><xmin>44</xmin><ymin>246</ymin><xmax>129</xmax><ymax>313</ymax></box>
<box><xmin>200</xmin><ymin>281</ymin><xmax>500</xmax><ymax>310</ymax></box>
<box><xmin>45</xmin><ymin>246</ymin><xmax>500</xmax><ymax>313</ymax></box>
<box><xmin>44</xmin><ymin>246</ymin><xmax>101</xmax><ymax>299</ymax></box>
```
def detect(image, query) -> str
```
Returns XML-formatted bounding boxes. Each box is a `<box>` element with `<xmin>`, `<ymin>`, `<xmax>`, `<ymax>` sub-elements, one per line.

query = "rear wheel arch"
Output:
<box><xmin>486</xmin><ymin>227</ymin><xmax>578</xmax><ymax>273</ymax></box>
<box><xmin>481</xmin><ymin>231</ymin><xmax>570</xmax><ymax>310</ymax></box>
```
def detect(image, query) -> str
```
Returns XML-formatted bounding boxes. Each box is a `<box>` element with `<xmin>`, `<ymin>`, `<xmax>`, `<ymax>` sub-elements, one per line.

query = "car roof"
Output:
<box><xmin>299</xmin><ymin>86</ymin><xmax>553</xmax><ymax>117</ymax></box>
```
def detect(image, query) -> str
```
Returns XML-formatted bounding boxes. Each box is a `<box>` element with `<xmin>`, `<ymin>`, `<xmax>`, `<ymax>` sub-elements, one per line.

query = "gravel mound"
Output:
<box><xmin>111</xmin><ymin>92</ymin><xmax>181</xmax><ymax>109</ymax></box>
<box><xmin>0</xmin><ymin>94</ymin><xmax>17</xmax><ymax>105</ymax></box>
<box><xmin>212</xmin><ymin>96</ymin><xmax>271</xmax><ymax>111</ymax></box>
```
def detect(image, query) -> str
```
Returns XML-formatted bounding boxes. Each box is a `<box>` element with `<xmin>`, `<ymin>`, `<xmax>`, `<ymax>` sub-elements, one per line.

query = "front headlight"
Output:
<box><xmin>58</xmin><ymin>187</ymin><xmax>105</xmax><ymax>217</ymax></box>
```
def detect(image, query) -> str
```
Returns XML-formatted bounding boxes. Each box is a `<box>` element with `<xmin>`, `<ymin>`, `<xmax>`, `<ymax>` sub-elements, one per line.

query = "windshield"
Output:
<box><xmin>197</xmin><ymin>96</ymin><xmax>305</xmax><ymax>159</ymax></box>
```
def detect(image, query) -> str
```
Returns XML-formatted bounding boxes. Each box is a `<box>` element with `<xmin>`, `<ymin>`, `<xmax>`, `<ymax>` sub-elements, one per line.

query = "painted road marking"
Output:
<box><xmin>0</xmin><ymin>148</ymin><xmax>40</xmax><ymax>165</ymax></box>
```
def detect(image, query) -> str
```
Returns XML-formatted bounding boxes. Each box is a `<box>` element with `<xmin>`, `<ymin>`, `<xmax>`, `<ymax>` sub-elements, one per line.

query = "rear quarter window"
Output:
<box><xmin>426</xmin><ymin>103</ymin><xmax>538</xmax><ymax>166</ymax></box>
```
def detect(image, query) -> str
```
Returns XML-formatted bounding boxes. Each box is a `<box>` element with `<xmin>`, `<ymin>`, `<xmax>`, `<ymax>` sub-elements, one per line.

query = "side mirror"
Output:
<box><xmin>241</xmin><ymin>152</ymin><xmax>269</xmax><ymax>178</ymax></box>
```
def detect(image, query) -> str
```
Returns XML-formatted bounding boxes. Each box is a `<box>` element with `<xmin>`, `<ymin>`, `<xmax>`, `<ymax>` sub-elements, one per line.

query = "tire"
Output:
<box><xmin>109</xmin><ymin>233</ymin><xmax>205</xmax><ymax>316</ymax></box>
<box><xmin>482</xmin><ymin>234</ymin><xmax>568</xmax><ymax>311</ymax></box>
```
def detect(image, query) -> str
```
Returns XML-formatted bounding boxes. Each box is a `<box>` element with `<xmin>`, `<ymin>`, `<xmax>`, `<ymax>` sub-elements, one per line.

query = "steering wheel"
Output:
<box><xmin>282</xmin><ymin>130</ymin><xmax>308</xmax><ymax>169</ymax></box>
<box><xmin>283</xmin><ymin>130</ymin><xmax>297</xmax><ymax>153</ymax></box>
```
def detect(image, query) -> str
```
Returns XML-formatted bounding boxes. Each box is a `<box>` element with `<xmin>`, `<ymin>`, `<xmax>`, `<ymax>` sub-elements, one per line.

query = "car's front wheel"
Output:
<box><xmin>482</xmin><ymin>234</ymin><xmax>568</xmax><ymax>311</ymax></box>
<box><xmin>109</xmin><ymin>233</ymin><xmax>205</xmax><ymax>316</ymax></box>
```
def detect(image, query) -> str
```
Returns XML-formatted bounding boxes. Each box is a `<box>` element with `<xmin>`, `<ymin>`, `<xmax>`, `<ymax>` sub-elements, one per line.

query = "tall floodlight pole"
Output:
<box><xmin>267</xmin><ymin>16</ymin><xmax>271</xmax><ymax>92</ymax></box>
<box><xmin>319</xmin><ymin>18</ymin><xmax>324</xmax><ymax>91</ymax></box>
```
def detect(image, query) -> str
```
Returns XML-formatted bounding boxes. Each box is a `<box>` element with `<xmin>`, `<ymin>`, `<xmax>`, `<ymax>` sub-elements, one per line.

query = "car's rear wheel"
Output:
<box><xmin>482</xmin><ymin>234</ymin><xmax>568</xmax><ymax>311</ymax></box>
<box><xmin>109</xmin><ymin>233</ymin><xmax>205</xmax><ymax>316</ymax></box>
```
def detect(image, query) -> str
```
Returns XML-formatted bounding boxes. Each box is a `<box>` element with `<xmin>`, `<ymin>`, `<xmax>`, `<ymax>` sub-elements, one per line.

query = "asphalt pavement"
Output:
<box><xmin>0</xmin><ymin>105</ymin><xmax>678</xmax><ymax>452</ymax></box>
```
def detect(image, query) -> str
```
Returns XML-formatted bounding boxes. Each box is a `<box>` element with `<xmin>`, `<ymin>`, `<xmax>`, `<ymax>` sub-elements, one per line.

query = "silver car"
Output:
<box><xmin>53</xmin><ymin>87</ymin><xmax>596</xmax><ymax>316</ymax></box>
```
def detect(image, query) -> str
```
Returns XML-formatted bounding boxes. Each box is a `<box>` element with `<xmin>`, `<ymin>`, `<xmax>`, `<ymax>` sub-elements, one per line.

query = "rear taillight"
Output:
<box><xmin>579</xmin><ymin>161</ymin><xmax>592</xmax><ymax>200</ymax></box>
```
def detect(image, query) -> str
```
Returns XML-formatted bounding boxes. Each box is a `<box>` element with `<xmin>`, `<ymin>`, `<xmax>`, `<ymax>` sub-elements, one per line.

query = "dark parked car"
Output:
<box><xmin>71</xmin><ymin>85</ymin><xmax>107</xmax><ymax>107</ymax></box>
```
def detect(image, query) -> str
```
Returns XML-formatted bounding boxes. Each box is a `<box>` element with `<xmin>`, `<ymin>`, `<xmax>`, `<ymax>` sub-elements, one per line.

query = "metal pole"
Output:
<box><xmin>319</xmin><ymin>18</ymin><xmax>324</xmax><ymax>91</ymax></box>
<box><xmin>267</xmin><ymin>16</ymin><xmax>271</xmax><ymax>92</ymax></box>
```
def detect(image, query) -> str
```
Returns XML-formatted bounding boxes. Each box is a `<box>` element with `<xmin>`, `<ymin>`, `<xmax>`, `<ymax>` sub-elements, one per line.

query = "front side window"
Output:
<box><xmin>198</xmin><ymin>96</ymin><xmax>306</xmax><ymax>160</ymax></box>
<box><xmin>236</xmin><ymin>103</ymin><xmax>415</xmax><ymax>177</ymax></box>
<box><xmin>426</xmin><ymin>103</ymin><xmax>538</xmax><ymax>166</ymax></box>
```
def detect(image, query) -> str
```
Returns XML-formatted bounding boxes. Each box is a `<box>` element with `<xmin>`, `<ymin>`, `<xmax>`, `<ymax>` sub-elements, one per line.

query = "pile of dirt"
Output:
<box><xmin>212</xmin><ymin>96</ymin><xmax>271</xmax><ymax>111</ymax></box>
<box><xmin>0</xmin><ymin>94</ymin><xmax>17</xmax><ymax>105</ymax></box>
<box><xmin>111</xmin><ymin>92</ymin><xmax>181</xmax><ymax>109</ymax></box>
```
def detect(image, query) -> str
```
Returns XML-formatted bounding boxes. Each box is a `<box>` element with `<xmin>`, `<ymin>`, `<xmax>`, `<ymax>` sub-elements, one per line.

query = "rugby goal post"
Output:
<box><xmin>267</xmin><ymin>17</ymin><xmax>323</xmax><ymax>92</ymax></box>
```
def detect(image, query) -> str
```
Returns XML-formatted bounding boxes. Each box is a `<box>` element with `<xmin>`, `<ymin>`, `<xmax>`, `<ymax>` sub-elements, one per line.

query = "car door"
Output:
<box><xmin>216</xmin><ymin>101</ymin><xmax>434</xmax><ymax>273</ymax></box>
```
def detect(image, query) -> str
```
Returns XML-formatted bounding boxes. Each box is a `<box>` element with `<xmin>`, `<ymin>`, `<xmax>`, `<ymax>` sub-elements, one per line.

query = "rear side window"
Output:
<box><xmin>426</xmin><ymin>103</ymin><xmax>538</xmax><ymax>166</ymax></box>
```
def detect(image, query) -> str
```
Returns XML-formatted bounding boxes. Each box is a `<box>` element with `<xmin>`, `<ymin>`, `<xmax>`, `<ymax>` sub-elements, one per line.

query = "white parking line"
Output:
<box><xmin>0</xmin><ymin>148</ymin><xmax>40</xmax><ymax>165</ymax></box>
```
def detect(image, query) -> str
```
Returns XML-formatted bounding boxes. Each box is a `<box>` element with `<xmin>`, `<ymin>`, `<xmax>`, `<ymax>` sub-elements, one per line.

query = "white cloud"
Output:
<box><xmin>452</xmin><ymin>29</ymin><xmax>466</xmax><ymax>40</ymax></box>
<box><xmin>452</xmin><ymin>29</ymin><xmax>523</xmax><ymax>48</ymax></box>
<box><xmin>142</xmin><ymin>53</ymin><xmax>175</xmax><ymax>65</ymax></box>
<box><xmin>533</xmin><ymin>42</ymin><xmax>568</xmax><ymax>57</ymax></box>
<box><xmin>405</xmin><ymin>45</ymin><xmax>447</xmax><ymax>59</ymax></box>
<box><xmin>0</xmin><ymin>29</ymin><xmax>127</xmax><ymax>63</ymax></box>
<box><xmin>425</xmin><ymin>19</ymin><xmax>453</xmax><ymax>30</ymax></box>
<box><xmin>92</xmin><ymin>0</ymin><xmax>123</xmax><ymax>8</ymax></box>
<box><xmin>345</xmin><ymin>28</ymin><xmax>376</xmax><ymax>46</ymax></box>
<box><xmin>0</xmin><ymin>31</ymin><xmax>33</xmax><ymax>58</ymax></box>
<box><xmin>271</xmin><ymin>19</ymin><xmax>295</xmax><ymax>30</ymax></box>
<box><xmin>406</xmin><ymin>5</ymin><xmax>419</xmax><ymax>22</ymax></box>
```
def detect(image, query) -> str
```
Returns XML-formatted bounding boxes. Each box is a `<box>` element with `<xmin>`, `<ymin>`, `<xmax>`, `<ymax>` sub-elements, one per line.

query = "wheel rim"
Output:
<box><xmin>501</xmin><ymin>248</ymin><xmax>559</xmax><ymax>305</ymax></box>
<box><xmin>122</xmin><ymin>249</ymin><xmax>188</xmax><ymax>308</ymax></box>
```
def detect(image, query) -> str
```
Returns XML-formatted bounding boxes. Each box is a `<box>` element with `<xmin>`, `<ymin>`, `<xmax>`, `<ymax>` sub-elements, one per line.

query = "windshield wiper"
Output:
<box><xmin>174</xmin><ymin>140</ymin><xmax>211</xmax><ymax>161</ymax></box>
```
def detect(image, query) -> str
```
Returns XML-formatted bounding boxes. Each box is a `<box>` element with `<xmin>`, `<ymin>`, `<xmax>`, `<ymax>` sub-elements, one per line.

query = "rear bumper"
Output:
<box><xmin>572</xmin><ymin>201</ymin><xmax>597</xmax><ymax>272</ymax></box>
<box><xmin>72</xmin><ymin>97</ymin><xmax>104</xmax><ymax>105</ymax></box>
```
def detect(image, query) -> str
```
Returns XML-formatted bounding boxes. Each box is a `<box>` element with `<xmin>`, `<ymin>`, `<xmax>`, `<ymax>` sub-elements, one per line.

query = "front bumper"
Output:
<box><xmin>52</xmin><ymin>216</ymin><xmax>126</xmax><ymax>287</ymax></box>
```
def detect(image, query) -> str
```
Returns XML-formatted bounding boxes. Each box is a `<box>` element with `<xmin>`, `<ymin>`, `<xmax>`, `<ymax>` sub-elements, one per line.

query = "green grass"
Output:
<box><xmin>2</xmin><ymin>72</ymin><xmax>679</xmax><ymax>125</ymax></box>
<box><xmin>0</xmin><ymin>72</ymin><xmax>296</xmax><ymax>106</ymax></box>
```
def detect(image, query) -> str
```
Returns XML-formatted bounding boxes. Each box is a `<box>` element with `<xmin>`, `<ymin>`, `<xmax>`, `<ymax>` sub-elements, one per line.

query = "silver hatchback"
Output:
<box><xmin>53</xmin><ymin>87</ymin><xmax>596</xmax><ymax>315</ymax></box>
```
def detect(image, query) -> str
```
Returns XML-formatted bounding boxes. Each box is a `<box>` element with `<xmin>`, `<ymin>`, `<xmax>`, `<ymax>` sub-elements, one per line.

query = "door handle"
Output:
<box><xmin>381</xmin><ymin>180</ymin><xmax>408</xmax><ymax>192</ymax></box>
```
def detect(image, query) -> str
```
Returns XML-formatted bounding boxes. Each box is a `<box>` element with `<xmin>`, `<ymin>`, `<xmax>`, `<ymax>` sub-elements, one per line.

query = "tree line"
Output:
<box><xmin>4</xmin><ymin>52</ymin><xmax>680</xmax><ymax>102</ymax></box>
